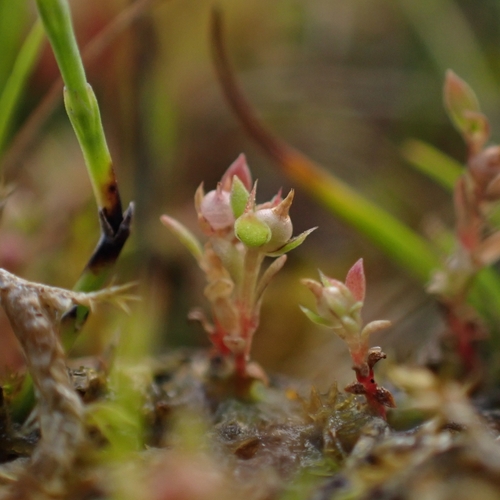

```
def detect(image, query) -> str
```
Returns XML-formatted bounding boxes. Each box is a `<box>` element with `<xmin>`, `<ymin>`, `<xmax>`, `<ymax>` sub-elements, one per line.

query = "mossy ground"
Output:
<box><xmin>1</xmin><ymin>349</ymin><xmax>500</xmax><ymax>499</ymax></box>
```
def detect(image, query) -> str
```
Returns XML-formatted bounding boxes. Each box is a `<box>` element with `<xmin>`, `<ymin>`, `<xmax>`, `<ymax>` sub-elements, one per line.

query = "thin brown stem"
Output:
<box><xmin>210</xmin><ymin>9</ymin><xmax>292</xmax><ymax>168</ymax></box>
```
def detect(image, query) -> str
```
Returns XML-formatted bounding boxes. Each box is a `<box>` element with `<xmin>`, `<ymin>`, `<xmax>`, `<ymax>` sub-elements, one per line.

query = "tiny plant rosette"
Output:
<box><xmin>301</xmin><ymin>259</ymin><xmax>395</xmax><ymax>419</ymax></box>
<box><xmin>161</xmin><ymin>154</ymin><xmax>315</xmax><ymax>379</ymax></box>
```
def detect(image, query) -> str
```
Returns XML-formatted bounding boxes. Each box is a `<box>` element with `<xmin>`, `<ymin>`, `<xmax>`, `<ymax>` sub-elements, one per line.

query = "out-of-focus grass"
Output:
<box><xmin>396</xmin><ymin>0</ymin><xmax>499</xmax><ymax>109</ymax></box>
<box><xmin>0</xmin><ymin>20</ymin><xmax>44</xmax><ymax>155</ymax></box>
<box><xmin>401</xmin><ymin>139</ymin><xmax>462</xmax><ymax>191</ymax></box>
<box><xmin>0</xmin><ymin>2</ymin><xmax>32</xmax><ymax>90</ymax></box>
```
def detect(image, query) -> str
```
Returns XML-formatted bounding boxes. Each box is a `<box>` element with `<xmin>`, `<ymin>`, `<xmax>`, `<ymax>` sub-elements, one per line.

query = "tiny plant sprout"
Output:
<box><xmin>301</xmin><ymin>259</ymin><xmax>395</xmax><ymax>419</ymax></box>
<box><xmin>429</xmin><ymin>71</ymin><xmax>500</xmax><ymax>373</ymax></box>
<box><xmin>161</xmin><ymin>154</ymin><xmax>315</xmax><ymax>380</ymax></box>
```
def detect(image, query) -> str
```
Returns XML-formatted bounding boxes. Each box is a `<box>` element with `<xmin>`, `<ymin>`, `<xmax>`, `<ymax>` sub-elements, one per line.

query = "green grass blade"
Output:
<box><xmin>284</xmin><ymin>153</ymin><xmax>440</xmax><ymax>283</ymax></box>
<box><xmin>34</xmin><ymin>0</ymin><xmax>134</xmax><ymax>301</ymax></box>
<box><xmin>0</xmin><ymin>20</ymin><xmax>44</xmax><ymax>155</ymax></box>
<box><xmin>210</xmin><ymin>9</ymin><xmax>500</xmax><ymax>322</ymax></box>
<box><xmin>10</xmin><ymin>1</ymin><xmax>135</xmax><ymax>423</ymax></box>
<box><xmin>401</xmin><ymin>139</ymin><xmax>463</xmax><ymax>191</ymax></box>
<box><xmin>35</xmin><ymin>0</ymin><xmax>123</xmax><ymax>228</ymax></box>
<box><xmin>0</xmin><ymin>2</ymin><xmax>30</xmax><ymax>87</ymax></box>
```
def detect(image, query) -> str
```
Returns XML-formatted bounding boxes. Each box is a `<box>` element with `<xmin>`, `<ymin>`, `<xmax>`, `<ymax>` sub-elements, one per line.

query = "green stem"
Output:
<box><xmin>239</xmin><ymin>249</ymin><xmax>264</xmax><ymax>314</ymax></box>
<box><xmin>238</xmin><ymin>249</ymin><xmax>264</xmax><ymax>368</ymax></box>
<box><xmin>10</xmin><ymin>1</ymin><xmax>135</xmax><ymax>424</ymax></box>
<box><xmin>35</xmin><ymin>0</ymin><xmax>123</xmax><ymax>228</ymax></box>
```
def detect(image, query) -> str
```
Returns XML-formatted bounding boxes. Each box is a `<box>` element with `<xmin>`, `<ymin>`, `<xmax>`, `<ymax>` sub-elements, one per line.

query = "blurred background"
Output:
<box><xmin>1</xmin><ymin>0</ymin><xmax>500</xmax><ymax>389</ymax></box>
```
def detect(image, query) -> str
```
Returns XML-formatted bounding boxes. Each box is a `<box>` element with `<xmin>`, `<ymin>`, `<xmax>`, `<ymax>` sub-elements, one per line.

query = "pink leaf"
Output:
<box><xmin>221</xmin><ymin>153</ymin><xmax>252</xmax><ymax>191</ymax></box>
<box><xmin>345</xmin><ymin>258</ymin><xmax>365</xmax><ymax>302</ymax></box>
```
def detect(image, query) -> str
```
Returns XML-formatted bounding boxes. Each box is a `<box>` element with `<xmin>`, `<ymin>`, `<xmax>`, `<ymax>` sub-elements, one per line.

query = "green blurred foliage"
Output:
<box><xmin>1</xmin><ymin>0</ymin><xmax>500</xmax><ymax>385</ymax></box>
<box><xmin>0</xmin><ymin>2</ymin><xmax>32</xmax><ymax>88</ymax></box>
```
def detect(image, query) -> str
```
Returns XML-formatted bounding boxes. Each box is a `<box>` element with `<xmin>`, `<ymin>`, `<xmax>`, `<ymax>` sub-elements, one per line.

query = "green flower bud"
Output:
<box><xmin>250</xmin><ymin>190</ymin><xmax>295</xmax><ymax>252</ymax></box>
<box><xmin>234</xmin><ymin>212</ymin><xmax>272</xmax><ymax>247</ymax></box>
<box><xmin>303</xmin><ymin>277</ymin><xmax>363</xmax><ymax>333</ymax></box>
<box><xmin>253</xmin><ymin>208</ymin><xmax>293</xmax><ymax>252</ymax></box>
<box><xmin>322</xmin><ymin>283</ymin><xmax>355</xmax><ymax>319</ymax></box>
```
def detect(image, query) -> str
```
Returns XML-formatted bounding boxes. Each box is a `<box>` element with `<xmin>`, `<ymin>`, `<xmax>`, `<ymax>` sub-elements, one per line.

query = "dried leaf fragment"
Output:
<box><xmin>0</xmin><ymin>269</ymin><xmax>136</xmax><ymax>496</ymax></box>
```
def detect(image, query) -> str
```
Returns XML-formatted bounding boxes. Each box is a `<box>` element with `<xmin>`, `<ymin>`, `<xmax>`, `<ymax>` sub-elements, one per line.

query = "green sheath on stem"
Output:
<box><xmin>34</xmin><ymin>0</ymin><xmax>135</xmax><ymax>350</ymax></box>
<box><xmin>34</xmin><ymin>0</ymin><xmax>134</xmax><ymax>308</ymax></box>
<box><xmin>35</xmin><ymin>0</ymin><xmax>123</xmax><ymax>228</ymax></box>
<box><xmin>11</xmin><ymin>0</ymin><xmax>135</xmax><ymax>422</ymax></box>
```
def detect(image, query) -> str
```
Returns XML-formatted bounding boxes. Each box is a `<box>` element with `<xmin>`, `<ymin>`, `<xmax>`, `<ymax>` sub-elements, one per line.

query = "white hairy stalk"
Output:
<box><xmin>0</xmin><ymin>269</ymin><xmax>134</xmax><ymax>496</ymax></box>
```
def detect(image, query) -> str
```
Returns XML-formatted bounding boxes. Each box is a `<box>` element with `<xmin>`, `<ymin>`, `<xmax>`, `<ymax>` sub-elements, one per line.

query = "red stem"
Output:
<box><xmin>355</xmin><ymin>367</ymin><xmax>386</xmax><ymax>420</ymax></box>
<box><xmin>445</xmin><ymin>306</ymin><xmax>480</xmax><ymax>374</ymax></box>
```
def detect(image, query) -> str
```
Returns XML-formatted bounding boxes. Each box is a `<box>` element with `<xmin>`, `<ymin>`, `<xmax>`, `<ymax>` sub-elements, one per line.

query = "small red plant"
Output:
<box><xmin>301</xmin><ymin>259</ymin><xmax>395</xmax><ymax>419</ymax></box>
<box><xmin>429</xmin><ymin>71</ymin><xmax>500</xmax><ymax>372</ymax></box>
<box><xmin>161</xmin><ymin>154</ymin><xmax>315</xmax><ymax>379</ymax></box>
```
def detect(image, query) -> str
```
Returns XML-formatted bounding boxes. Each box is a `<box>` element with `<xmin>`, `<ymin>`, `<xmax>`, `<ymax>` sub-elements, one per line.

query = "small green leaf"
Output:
<box><xmin>266</xmin><ymin>227</ymin><xmax>317</xmax><ymax>256</ymax></box>
<box><xmin>234</xmin><ymin>212</ymin><xmax>271</xmax><ymax>247</ymax></box>
<box><xmin>361</xmin><ymin>320</ymin><xmax>391</xmax><ymax>340</ymax></box>
<box><xmin>300</xmin><ymin>305</ymin><xmax>333</xmax><ymax>327</ymax></box>
<box><xmin>230</xmin><ymin>175</ymin><xmax>250</xmax><ymax>218</ymax></box>
<box><xmin>318</xmin><ymin>270</ymin><xmax>335</xmax><ymax>288</ymax></box>
<box><xmin>86</xmin><ymin>401</ymin><xmax>141</xmax><ymax>453</ymax></box>
<box><xmin>444</xmin><ymin>70</ymin><xmax>480</xmax><ymax>118</ymax></box>
<box><xmin>256</xmin><ymin>255</ymin><xmax>287</xmax><ymax>301</ymax></box>
<box><xmin>160</xmin><ymin>215</ymin><xmax>203</xmax><ymax>262</ymax></box>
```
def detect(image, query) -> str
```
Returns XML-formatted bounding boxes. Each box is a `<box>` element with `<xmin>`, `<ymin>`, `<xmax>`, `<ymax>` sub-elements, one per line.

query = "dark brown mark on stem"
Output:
<box><xmin>101</xmin><ymin>164</ymin><xmax>124</xmax><ymax>233</ymax></box>
<box><xmin>85</xmin><ymin>202</ymin><xmax>134</xmax><ymax>277</ymax></box>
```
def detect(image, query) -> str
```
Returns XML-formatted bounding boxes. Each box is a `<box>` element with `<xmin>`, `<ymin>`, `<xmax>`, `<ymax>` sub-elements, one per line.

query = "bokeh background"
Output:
<box><xmin>1</xmin><ymin>0</ymin><xmax>500</xmax><ymax>389</ymax></box>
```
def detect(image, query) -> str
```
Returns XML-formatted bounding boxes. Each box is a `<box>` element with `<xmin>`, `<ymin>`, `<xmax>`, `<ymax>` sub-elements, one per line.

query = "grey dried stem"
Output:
<box><xmin>0</xmin><ymin>270</ymin><xmax>135</xmax><ymax>497</ymax></box>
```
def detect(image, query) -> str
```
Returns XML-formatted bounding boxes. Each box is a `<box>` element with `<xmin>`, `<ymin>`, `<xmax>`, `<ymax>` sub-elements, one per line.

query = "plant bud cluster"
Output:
<box><xmin>301</xmin><ymin>259</ymin><xmax>394</xmax><ymax>418</ymax></box>
<box><xmin>162</xmin><ymin>154</ymin><xmax>315</xmax><ymax>378</ymax></box>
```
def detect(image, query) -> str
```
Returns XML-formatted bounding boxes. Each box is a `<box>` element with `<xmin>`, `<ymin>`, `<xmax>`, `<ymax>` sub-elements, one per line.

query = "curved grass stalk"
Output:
<box><xmin>210</xmin><ymin>10</ymin><xmax>439</xmax><ymax>284</ymax></box>
<box><xmin>210</xmin><ymin>11</ymin><xmax>500</xmax><ymax>349</ymax></box>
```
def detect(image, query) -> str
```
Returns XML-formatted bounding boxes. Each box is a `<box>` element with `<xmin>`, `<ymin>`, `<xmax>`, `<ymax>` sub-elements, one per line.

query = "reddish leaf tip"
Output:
<box><xmin>345</xmin><ymin>258</ymin><xmax>366</xmax><ymax>303</ymax></box>
<box><xmin>221</xmin><ymin>153</ymin><xmax>253</xmax><ymax>191</ymax></box>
